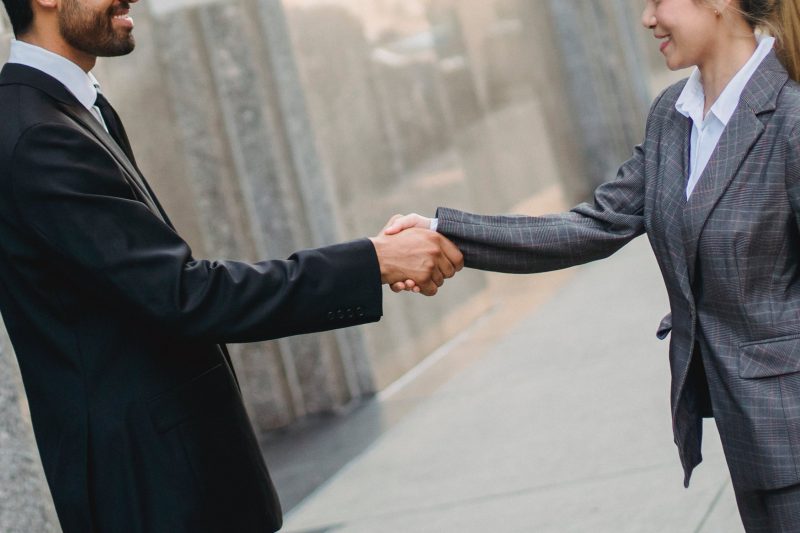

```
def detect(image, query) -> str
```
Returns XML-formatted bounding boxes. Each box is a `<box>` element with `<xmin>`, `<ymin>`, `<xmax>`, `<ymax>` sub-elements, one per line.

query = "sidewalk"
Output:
<box><xmin>277</xmin><ymin>237</ymin><xmax>744</xmax><ymax>533</ymax></box>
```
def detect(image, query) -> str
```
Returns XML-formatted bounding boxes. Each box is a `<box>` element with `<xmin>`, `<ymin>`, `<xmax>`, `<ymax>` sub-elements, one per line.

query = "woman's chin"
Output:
<box><xmin>663</xmin><ymin>54</ymin><xmax>691</xmax><ymax>72</ymax></box>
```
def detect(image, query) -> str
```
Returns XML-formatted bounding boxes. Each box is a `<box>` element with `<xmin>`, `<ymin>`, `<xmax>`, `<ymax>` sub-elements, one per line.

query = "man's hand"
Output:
<box><xmin>369</xmin><ymin>227</ymin><xmax>463</xmax><ymax>296</ymax></box>
<box><xmin>380</xmin><ymin>214</ymin><xmax>442</xmax><ymax>293</ymax></box>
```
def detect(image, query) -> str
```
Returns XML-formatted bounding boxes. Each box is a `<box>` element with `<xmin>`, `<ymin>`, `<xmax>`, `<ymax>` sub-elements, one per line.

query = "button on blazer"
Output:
<box><xmin>0</xmin><ymin>63</ymin><xmax>383</xmax><ymax>532</ymax></box>
<box><xmin>437</xmin><ymin>51</ymin><xmax>800</xmax><ymax>492</ymax></box>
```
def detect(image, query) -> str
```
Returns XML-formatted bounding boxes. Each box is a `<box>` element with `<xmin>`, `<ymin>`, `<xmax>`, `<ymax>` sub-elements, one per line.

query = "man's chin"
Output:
<box><xmin>99</xmin><ymin>38</ymin><xmax>136</xmax><ymax>57</ymax></box>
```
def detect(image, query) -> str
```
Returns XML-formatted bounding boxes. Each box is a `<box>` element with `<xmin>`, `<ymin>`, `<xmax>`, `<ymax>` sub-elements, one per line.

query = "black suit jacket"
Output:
<box><xmin>0</xmin><ymin>63</ymin><xmax>383</xmax><ymax>532</ymax></box>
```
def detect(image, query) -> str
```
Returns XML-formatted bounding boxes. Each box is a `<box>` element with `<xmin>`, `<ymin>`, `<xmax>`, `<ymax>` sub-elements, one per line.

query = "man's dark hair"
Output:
<box><xmin>1</xmin><ymin>0</ymin><xmax>34</xmax><ymax>36</ymax></box>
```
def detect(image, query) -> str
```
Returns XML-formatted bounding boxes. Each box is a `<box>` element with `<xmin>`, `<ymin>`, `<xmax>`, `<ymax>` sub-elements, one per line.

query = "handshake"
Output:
<box><xmin>369</xmin><ymin>213</ymin><xmax>461</xmax><ymax>296</ymax></box>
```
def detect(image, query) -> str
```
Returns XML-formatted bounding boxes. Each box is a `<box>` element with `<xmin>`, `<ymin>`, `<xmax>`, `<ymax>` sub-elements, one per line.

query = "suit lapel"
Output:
<box><xmin>680</xmin><ymin>51</ymin><xmax>788</xmax><ymax>285</ymax></box>
<box><xmin>58</xmin><ymin>102</ymin><xmax>167</xmax><ymax>223</ymax></box>
<box><xmin>660</xmin><ymin>113</ymin><xmax>691</xmax><ymax>214</ymax></box>
<box><xmin>681</xmin><ymin>107</ymin><xmax>764</xmax><ymax>283</ymax></box>
<box><xmin>0</xmin><ymin>63</ymin><xmax>171</xmax><ymax>227</ymax></box>
<box><xmin>658</xmin><ymin>111</ymin><xmax>694</xmax><ymax>300</ymax></box>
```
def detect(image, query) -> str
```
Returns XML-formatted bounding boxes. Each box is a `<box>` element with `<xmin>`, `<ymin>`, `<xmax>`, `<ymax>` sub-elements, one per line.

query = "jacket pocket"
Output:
<box><xmin>146</xmin><ymin>363</ymin><xmax>282</xmax><ymax>529</ymax></box>
<box><xmin>148</xmin><ymin>363</ymin><xmax>235</xmax><ymax>433</ymax></box>
<box><xmin>739</xmin><ymin>334</ymin><xmax>800</xmax><ymax>379</ymax></box>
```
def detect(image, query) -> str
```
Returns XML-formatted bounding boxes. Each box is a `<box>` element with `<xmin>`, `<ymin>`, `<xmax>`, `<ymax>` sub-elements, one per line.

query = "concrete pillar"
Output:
<box><xmin>146</xmin><ymin>0</ymin><xmax>375</xmax><ymax>430</ymax></box>
<box><xmin>255</xmin><ymin>0</ymin><xmax>375</xmax><ymax>398</ymax></box>
<box><xmin>546</xmin><ymin>0</ymin><xmax>650</xmax><ymax>189</ymax></box>
<box><xmin>0</xmin><ymin>324</ymin><xmax>60</xmax><ymax>532</ymax></box>
<box><xmin>0</xmin><ymin>20</ymin><xmax>61</xmax><ymax>533</ymax></box>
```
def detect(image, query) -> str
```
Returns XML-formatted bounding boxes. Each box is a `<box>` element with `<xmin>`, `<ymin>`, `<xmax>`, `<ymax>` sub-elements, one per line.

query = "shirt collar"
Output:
<box><xmin>7</xmin><ymin>39</ymin><xmax>100</xmax><ymax>111</ymax></box>
<box><xmin>675</xmin><ymin>35</ymin><xmax>775</xmax><ymax>126</ymax></box>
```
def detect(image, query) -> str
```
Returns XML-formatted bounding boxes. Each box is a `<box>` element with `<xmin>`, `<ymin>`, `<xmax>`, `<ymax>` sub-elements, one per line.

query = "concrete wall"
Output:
<box><xmin>0</xmin><ymin>0</ymin><xmax>673</xmax><ymax>528</ymax></box>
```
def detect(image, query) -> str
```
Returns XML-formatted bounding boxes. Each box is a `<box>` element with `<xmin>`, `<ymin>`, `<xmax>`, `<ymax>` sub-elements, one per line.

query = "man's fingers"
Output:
<box><xmin>438</xmin><ymin>256</ymin><xmax>456</xmax><ymax>279</ymax></box>
<box><xmin>438</xmin><ymin>236</ymin><xmax>464</xmax><ymax>272</ymax></box>
<box><xmin>431</xmin><ymin>239</ymin><xmax>459</xmax><ymax>279</ymax></box>
<box><xmin>431</xmin><ymin>268</ymin><xmax>445</xmax><ymax>288</ymax></box>
<box><xmin>419</xmin><ymin>282</ymin><xmax>438</xmax><ymax>296</ymax></box>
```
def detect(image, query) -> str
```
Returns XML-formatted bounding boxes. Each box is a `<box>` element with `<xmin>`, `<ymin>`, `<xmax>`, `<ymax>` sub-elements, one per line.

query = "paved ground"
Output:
<box><xmin>274</xmin><ymin>237</ymin><xmax>744</xmax><ymax>533</ymax></box>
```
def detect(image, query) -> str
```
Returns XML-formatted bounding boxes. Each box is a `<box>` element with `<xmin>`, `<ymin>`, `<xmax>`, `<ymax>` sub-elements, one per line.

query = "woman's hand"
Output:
<box><xmin>383</xmin><ymin>213</ymin><xmax>433</xmax><ymax>235</ymax></box>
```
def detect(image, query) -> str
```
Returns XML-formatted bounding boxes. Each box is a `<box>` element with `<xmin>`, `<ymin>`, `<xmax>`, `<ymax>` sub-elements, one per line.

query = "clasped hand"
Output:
<box><xmin>370</xmin><ymin>213</ymin><xmax>460</xmax><ymax>296</ymax></box>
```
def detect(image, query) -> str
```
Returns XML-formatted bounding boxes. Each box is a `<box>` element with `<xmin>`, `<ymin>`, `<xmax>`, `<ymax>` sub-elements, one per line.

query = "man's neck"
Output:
<box><xmin>17</xmin><ymin>32</ymin><xmax>97</xmax><ymax>73</ymax></box>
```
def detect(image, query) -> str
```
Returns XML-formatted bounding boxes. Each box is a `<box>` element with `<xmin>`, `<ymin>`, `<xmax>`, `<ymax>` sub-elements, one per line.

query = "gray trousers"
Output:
<box><xmin>734</xmin><ymin>483</ymin><xmax>800</xmax><ymax>533</ymax></box>
<box><xmin>695</xmin><ymin>336</ymin><xmax>800</xmax><ymax>532</ymax></box>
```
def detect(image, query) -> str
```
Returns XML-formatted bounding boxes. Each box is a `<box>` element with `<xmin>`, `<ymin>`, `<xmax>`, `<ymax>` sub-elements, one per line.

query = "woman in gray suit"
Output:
<box><xmin>387</xmin><ymin>1</ymin><xmax>800</xmax><ymax>531</ymax></box>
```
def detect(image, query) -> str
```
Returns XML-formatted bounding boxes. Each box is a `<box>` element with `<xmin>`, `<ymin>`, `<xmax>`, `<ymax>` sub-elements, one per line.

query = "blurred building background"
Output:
<box><xmin>0</xmin><ymin>0</ymin><xmax>679</xmax><ymax>529</ymax></box>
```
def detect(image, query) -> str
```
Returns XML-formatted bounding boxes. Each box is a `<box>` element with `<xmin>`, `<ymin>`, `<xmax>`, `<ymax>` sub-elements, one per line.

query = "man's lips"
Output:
<box><xmin>657</xmin><ymin>35</ymin><xmax>672</xmax><ymax>52</ymax></box>
<box><xmin>112</xmin><ymin>8</ymin><xmax>134</xmax><ymax>29</ymax></box>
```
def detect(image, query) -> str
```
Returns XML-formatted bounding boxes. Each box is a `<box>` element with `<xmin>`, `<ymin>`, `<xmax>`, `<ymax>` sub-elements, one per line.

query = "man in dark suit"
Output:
<box><xmin>0</xmin><ymin>0</ymin><xmax>463</xmax><ymax>531</ymax></box>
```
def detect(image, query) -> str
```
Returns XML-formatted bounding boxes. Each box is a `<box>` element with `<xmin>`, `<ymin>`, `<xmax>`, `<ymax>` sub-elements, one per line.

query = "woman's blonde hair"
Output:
<box><xmin>774</xmin><ymin>0</ymin><xmax>800</xmax><ymax>82</ymax></box>
<box><xmin>734</xmin><ymin>0</ymin><xmax>800</xmax><ymax>81</ymax></box>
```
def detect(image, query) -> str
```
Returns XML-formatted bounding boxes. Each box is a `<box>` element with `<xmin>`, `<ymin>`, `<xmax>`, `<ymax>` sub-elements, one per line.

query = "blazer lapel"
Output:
<box><xmin>0</xmin><ymin>63</ymin><xmax>168</xmax><ymax>226</ymax></box>
<box><xmin>660</xmin><ymin>113</ymin><xmax>691</xmax><ymax>215</ymax></box>
<box><xmin>656</xmin><ymin>109</ymin><xmax>695</xmax><ymax>301</ymax></box>
<box><xmin>57</xmin><ymin>102</ymin><xmax>167</xmax><ymax>224</ymax></box>
<box><xmin>681</xmin><ymin>107</ymin><xmax>764</xmax><ymax>283</ymax></box>
<box><xmin>681</xmin><ymin>51</ymin><xmax>788</xmax><ymax>285</ymax></box>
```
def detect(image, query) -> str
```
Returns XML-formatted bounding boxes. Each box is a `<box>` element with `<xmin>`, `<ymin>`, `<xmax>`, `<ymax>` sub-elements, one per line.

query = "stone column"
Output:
<box><xmin>0</xmin><ymin>323</ymin><xmax>60</xmax><ymax>532</ymax></box>
<box><xmin>546</xmin><ymin>0</ymin><xmax>650</xmax><ymax>189</ymax></box>
<box><xmin>147</xmin><ymin>0</ymin><xmax>375</xmax><ymax>431</ymax></box>
<box><xmin>255</xmin><ymin>0</ymin><xmax>375</xmax><ymax>398</ymax></box>
<box><xmin>0</xmin><ymin>21</ymin><xmax>61</xmax><ymax>533</ymax></box>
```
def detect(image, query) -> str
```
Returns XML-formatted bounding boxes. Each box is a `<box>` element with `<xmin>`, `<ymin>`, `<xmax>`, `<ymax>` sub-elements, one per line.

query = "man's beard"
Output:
<box><xmin>58</xmin><ymin>1</ymin><xmax>135</xmax><ymax>58</ymax></box>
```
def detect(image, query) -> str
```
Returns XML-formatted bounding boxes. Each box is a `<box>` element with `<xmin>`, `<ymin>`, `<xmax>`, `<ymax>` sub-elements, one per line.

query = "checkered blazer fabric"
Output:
<box><xmin>437</xmin><ymin>51</ymin><xmax>800</xmax><ymax>492</ymax></box>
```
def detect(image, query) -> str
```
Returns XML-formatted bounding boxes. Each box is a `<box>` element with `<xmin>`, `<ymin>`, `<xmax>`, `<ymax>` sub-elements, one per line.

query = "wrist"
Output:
<box><xmin>368</xmin><ymin>236</ymin><xmax>390</xmax><ymax>283</ymax></box>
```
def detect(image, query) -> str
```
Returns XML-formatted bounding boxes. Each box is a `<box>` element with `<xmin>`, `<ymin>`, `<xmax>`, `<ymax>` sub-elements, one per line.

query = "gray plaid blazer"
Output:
<box><xmin>437</xmin><ymin>51</ymin><xmax>800</xmax><ymax>491</ymax></box>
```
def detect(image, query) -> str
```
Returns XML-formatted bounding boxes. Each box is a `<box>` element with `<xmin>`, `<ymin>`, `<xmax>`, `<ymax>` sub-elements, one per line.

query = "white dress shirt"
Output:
<box><xmin>676</xmin><ymin>35</ymin><xmax>774</xmax><ymax>198</ymax></box>
<box><xmin>7</xmin><ymin>39</ymin><xmax>109</xmax><ymax>130</ymax></box>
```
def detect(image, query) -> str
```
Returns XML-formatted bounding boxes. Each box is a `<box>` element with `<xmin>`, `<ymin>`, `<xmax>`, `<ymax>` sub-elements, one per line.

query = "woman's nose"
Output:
<box><xmin>641</xmin><ymin>5</ymin><xmax>657</xmax><ymax>29</ymax></box>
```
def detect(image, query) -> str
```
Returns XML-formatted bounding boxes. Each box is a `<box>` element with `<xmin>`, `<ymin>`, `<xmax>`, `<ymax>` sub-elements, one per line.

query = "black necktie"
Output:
<box><xmin>93</xmin><ymin>92</ymin><xmax>170</xmax><ymax>225</ymax></box>
<box><xmin>94</xmin><ymin>92</ymin><xmax>138</xmax><ymax>166</ymax></box>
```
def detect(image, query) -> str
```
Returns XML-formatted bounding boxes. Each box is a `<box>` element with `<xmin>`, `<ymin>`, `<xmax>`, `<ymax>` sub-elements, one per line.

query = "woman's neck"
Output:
<box><xmin>698</xmin><ymin>34</ymin><xmax>758</xmax><ymax>116</ymax></box>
